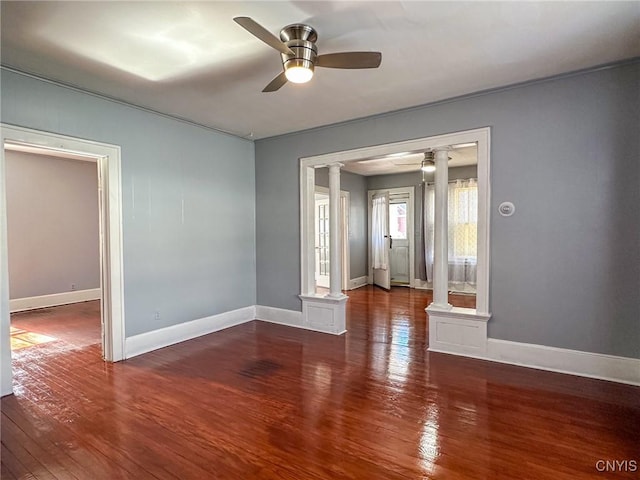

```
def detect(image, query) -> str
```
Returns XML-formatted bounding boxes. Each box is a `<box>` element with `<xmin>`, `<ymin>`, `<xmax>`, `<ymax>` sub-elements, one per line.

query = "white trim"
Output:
<box><xmin>348</xmin><ymin>276</ymin><xmax>368</xmax><ymax>290</ymax></box>
<box><xmin>413</xmin><ymin>279</ymin><xmax>430</xmax><ymax>290</ymax></box>
<box><xmin>301</xmin><ymin>166</ymin><xmax>316</xmax><ymax>295</ymax></box>
<box><xmin>431</xmin><ymin>337</ymin><xmax>640</xmax><ymax>387</ymax></box>
<box><xmin>475</xmin><ymin>129</ymin><xmax>491</xmax><ymax>315</ymax></box>
<box><xmin>10</xmin><ymin>288</ymin><xmax>101</xmax><ymax>313</ymax></box>
<box><xmin>127</xmin><ymin>303</ymin><xmax>349</xmax><ymax>360</ymax></box>
<box><xmin>255</xmin><ymin>305</ymin><xmax>304</xmax><ymax>328</ymax></box>
<box><xmin>0</xmin><ymin>125</ymin><xmax>125</xmax><ymax>396</ymax></box>
<box><xmin>301</xmin><ymin>128</ymin><xmax>490</xmax><ymax>167</ymax></box>
<box><xmin>486</xmin><ymin>339</ymin><xmax>640</xmax><ymax>386</ymax></box>
<box><xmin>125</xmin><ymin>306</ymin><xmax>256</xmax><ymax>359</ymax></box>
<box><xmin>299</xmin><ymin>127</ymin><xmax>491</xmax><ymax>332</ymax></box>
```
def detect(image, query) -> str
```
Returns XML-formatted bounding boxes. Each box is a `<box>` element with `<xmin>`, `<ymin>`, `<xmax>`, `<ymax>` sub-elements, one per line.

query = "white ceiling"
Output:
<box><xmin>1</xmin><ymin>1</ymin><xmax>638</xmax><ymax>139</ymax></box>
<box><xmin>342</xmin><ymin>145</ymin><xmax>477</xmax><ymax>176</ymax></box>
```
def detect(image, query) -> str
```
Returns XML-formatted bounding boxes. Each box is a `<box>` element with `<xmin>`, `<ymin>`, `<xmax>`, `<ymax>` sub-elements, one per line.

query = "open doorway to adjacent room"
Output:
<box><xmin>350</xmin><ymin>142</ymin><xmax>478</xmax><ymax>309</ymax></box>
<box><xmin>5</xmin><ymin>143</ymin><xmax>103</xmax><ymax>363</ymax></box>
<box><xmin>0</xmin><ymin>125</ymin><xmax>124</xmax><ymax>396</ymax></box>
<box><xmin>367</xmin><ymin>186</ymin><xmax>415</xmax><ymax>290</ymax></box>
<box><xmin>300</xmin><ymin>128</ymin><xmax>490</xmax><ymax>331</ymax></box>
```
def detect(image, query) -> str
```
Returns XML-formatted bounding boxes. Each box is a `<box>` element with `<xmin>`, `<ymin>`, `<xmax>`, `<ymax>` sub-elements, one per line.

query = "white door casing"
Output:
<box><xmin>0</xmin><ymin>124</ymin><xmax>125</xmax><ymax>396</ymax></box>
<box><xmin>368</xmin><ymin>187</ymin><xmax>415</xmax><ymax>289</ymax></box>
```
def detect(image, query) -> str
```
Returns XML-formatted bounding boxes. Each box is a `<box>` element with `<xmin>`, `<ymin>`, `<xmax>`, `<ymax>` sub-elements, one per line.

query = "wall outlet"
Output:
<box><xmin>154</xmin><ymin>311</ymin><xmax>160</xmax><ymax>320</ymax></box>
<box><xmin>71</xmin><ymin>283</ymin><xmax>76</xmax><ymax>291</ymax></box>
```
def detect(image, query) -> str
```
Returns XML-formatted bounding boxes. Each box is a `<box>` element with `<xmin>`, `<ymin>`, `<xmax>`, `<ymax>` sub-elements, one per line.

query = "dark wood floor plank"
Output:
<box><xmin>1</xmin><ymin>442</ymin><xmax>37</xmax><ymax>480</ymax></box>
<box><xmin>4</xmin><ymin>381</ymin><xmax>170</xmax><ymax>480</ymax></box>
<box><xmin>1</xmin><ymin>458</ymin><xmax>19</xmax><ymax>480</ymax></box>
<box><xmin>1</xmin><ymin>414</ymin><xmax>78</xmax><ymax>480</ymax></box>
<box><xmin>4</xmin><ymin>291</ymin><xmax>640</xmax><ymax>479</ymax></box>
<box><xmin>2</xmin><ymin>393</ymin><xmax>157</xmax><ymax>480</ymax></box>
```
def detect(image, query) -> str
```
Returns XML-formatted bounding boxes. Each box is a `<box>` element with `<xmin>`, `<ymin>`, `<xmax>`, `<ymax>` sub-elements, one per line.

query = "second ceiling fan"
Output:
<box><xmin>234</xmin><ymin>16</ymin><xmax>382</xmax><ymax>92</ymax></box>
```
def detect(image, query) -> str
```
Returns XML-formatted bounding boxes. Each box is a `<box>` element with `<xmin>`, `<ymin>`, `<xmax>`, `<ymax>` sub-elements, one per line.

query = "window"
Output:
<box><xmin>424</xmin><ymin>178</ymin><xmax>478</xmax><ymax>290</ymax></box>
<box><xmin>389</xmin><ymin>202</ymin><xmax>407</xmax><ymax>239</ymax></box>
<box><xmin>449</xmin><ymin>181</ymin><xmax>477</xmax><ymax>261</ymax></box>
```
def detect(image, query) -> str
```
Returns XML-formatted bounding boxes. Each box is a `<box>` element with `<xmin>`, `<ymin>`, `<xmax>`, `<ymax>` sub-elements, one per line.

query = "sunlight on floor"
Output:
<box><xmin>10</xmin><ymin>326</ymin><xmax>56</xmax><ymax>350</ymax></box>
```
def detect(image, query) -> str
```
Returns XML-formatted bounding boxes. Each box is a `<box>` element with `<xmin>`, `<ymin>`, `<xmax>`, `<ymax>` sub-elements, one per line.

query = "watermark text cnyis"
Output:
<box><xmin>595</xmin><ymin>459</ymin><xmax>637</xmax><ymax>473</ymax></box>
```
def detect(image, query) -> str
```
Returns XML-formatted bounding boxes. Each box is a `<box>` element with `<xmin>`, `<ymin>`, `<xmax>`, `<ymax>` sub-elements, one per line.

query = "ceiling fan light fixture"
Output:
<box><xmin>282</xmin><ymin>40</ymin><xmax>316</xmax><ymax>84</ymax></box>
<box><xmin>235</xmin><ymin>17</ymin><xmax>382</xmax><ymax>92</ymax></box>
<box><xmin>421</xmin><ymin>160</ymin><xmax>436</xmax><ymax>173</ymax></box>
<box><xmin>285</xmin><ymin>64</ymin><xmax>314</xmax><ymax>83</ymax></box>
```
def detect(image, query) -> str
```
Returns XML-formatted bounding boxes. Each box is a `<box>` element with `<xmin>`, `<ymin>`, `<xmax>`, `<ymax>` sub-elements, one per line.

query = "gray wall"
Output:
<box><xmin>315</xmin><ymin>168</ymin><xmax>368</xmax><ymax>279</ymax></box>
<box><xmin>367</xmin><ymin>165</ymin><xmax>478</xmax><ymax>279</ymax></box>
<box><xmin>255</xmin><ymin>62</ymin><xmax>640</xmax><ymax>359</ymax></box>
<box><xmin>6</xmin><ymin>151</ymin><xmax>100</xmax><ymax>298</ymax></box>
<box><xmin>1</xmin><ymin>69</ymin><xmax>256</xmax><ymax>337</ymax></box>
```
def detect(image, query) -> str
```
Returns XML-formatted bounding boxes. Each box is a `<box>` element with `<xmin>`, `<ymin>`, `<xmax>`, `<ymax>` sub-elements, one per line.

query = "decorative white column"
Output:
<box><xmin>430</xmin><ymin>148</ymin><xmax>452</xmax><ymax>310</ymax></box>
<box><xmin>426</xmin><ymin>143</ymin><xmax>490</xmax><ymax>355</ymax></box>
<box><xmin>328</xmin><ymin>163</ymin><xmax>345</xmax><ymax>298</ymax></box>
<box><xmin>298</xmin><ymin>162</ymin><xmax>347</xmax><ymax>335</ymax></box>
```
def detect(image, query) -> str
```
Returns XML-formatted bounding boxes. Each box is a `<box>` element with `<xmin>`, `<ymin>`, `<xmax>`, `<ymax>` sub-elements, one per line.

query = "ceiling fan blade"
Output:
<box><xmin>234</xmin><ymin>17</ymin><xmax>294</xmax><ymax>55</ymax></box>
<box><xmin>262</xmin><ymin>72</ymin><xmax>288</xmax><ymax>92</ymax></box>
<box><xmin>316</xmin><ymin>52</ymin><xmax>382</xmax><ymax>69</ymax></box>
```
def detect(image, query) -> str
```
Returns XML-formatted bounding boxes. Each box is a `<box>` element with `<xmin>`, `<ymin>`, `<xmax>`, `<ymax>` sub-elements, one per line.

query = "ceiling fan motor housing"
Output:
<box><xmin>279</xmin><ymin>24</ymin><xmax>318</xmax><ymax>74</ymax></box>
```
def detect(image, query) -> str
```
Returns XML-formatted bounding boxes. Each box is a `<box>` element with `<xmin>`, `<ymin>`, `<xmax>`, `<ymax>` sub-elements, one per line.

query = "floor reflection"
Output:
<box><xmin>4</xmin><ymin>287</ymin><xmax>639</xmax><ymax>479</ymax></box>
<box><xmin>10</xmin><ymin>326</ymin><xmax>56</xmax><ymax>350</ymax></box>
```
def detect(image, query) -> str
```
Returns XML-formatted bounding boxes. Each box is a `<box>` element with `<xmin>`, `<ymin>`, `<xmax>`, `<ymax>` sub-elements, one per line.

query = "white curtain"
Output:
<box><xmin>424</xmin><ymin>178</ymin><xmax>477</xmax><ymax>292</ymax></box>
<box><xmin>424</xmin><ymin>184</ymin><xmax>435</xmax><ymax>282</ymax></box>
<box><xmin>371</xmin><ymin>195</ymin><xmax>387</xmax><ymax>270</ymax></box>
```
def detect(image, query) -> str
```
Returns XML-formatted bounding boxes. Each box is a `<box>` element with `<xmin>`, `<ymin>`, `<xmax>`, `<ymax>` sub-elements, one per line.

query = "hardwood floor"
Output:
<box><xmin>2</xmin><ymin>289</ymin><xmax>638</xmax><ymax>479</ymax></box>
<box><xmin>10</xmin><ymin>300</ymin><xmax>102</xmax><ymax>350</ymax></box>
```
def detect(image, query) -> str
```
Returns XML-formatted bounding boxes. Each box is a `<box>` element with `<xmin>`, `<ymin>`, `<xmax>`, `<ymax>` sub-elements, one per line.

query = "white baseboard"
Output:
<box><xmin>123</xmin><ymin>302</ymin><xmax>640</xmax><ymax>386</ymax></box>
<box><xmin>125</xmin><ymin>304</ymin><xmax>334</xmax><ymax>361</ymax></box>
<box><xmin>413</xmin><ymin>279</ymin><xmax>431</xmax><ymax>290</ymax></box>
<box><xmin>425</xmin><ymin>305</ymin><xmax>640</xmax><ymax>385</ymax></box>
<box><xmin>255</xmin><ymin>305</ymin><xmax>303</xmax><ymax>328</ymax></box>
<box><xmin>486</xmin><ymin>339</ymin><xmax>640</xmax><ymax>386</ymax></box>
<box><xmin>348</xmin><ymin>276</ymin><xmax>368</xmax><ymax>290</ymax></box>
<box><xmin>125</xmin><ymin>306</ymin><xmax>256</xmax><ymax>359</ymax></box>
<box><xmin>10</xmin><ymin>288</ymin><xmax>101</xmax><ymax>313</ymax></box>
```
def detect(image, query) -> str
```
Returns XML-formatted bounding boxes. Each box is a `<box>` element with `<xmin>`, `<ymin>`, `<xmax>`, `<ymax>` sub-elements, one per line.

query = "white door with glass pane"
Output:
<box><xmin>315</xmin><ymin>195</ymin><xmax>330</xmax><ymax>288</ymax></box>
<box><xmin>371</xmin><ymin>192</ymin><xmax>391</xmax><ymax>290</ymax></box>
<box><xmin>389</xmin><ymin>199</ymin><xmax>410</xmax><ymax>284</ymax></box>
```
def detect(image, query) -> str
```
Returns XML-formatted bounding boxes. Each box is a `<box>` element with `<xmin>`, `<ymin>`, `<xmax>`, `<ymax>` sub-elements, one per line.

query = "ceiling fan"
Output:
<box><xmin>393</xmin><ymin>152</ymin><xmax>437</xmax><ymax>173</ymax></box>
<box><xmin>234</xmin><ymin>17</ymin><xmax>382</xmax><ymax>92</ymax></box>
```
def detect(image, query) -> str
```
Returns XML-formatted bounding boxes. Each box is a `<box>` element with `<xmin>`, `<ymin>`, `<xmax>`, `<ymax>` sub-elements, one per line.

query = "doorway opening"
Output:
<box><xmin>368</xmin><ymin>186</ymin><xmax>415</xmax><ymax>291</ymax></box>
<box><xmin>299</xmin><ymin>127</ymin><xmax>490</xmax><ymax>337</ymax></box>
<box><xmin>6</xmin><ymin>144</ymin><xmax>102</xmax><ymax>364</ymax></box>
<box><xmin>0</xmin><ymin>124</ymin><xmax>124</xmax><ymax>396</ymax></box>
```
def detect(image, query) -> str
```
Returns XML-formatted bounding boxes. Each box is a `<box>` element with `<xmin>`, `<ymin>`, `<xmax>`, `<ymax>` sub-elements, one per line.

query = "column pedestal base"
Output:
<box><xmin>299</xmin><ymin>294</ymin><xmax>348</xmax><ymax>335</ymax></box>
<box><xmin>427</xmin><ymin>306</ymin><xmax>491</xmax><ymax>355</ymax></box>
